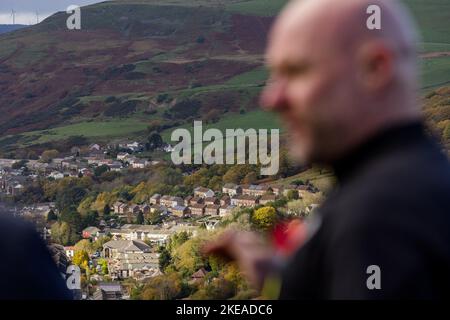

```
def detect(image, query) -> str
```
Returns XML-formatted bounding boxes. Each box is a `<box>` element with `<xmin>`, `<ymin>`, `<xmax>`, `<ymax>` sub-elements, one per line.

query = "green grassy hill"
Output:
<box><xmin>0</xmin><ymin>0</ymin><xmax>449</xmax><ymax>155</ymax></box>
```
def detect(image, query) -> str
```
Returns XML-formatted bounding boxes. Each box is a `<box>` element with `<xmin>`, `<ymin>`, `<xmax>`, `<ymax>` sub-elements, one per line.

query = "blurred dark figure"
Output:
<box><xmin>0</xmin><ymin>213</ymin><xmax>72</xmax><ymax>299</ymax></box>
<box><xmin>205</xmin><ymin>0</ymin><xmax>450</xmax><ymax>299</ymax></box>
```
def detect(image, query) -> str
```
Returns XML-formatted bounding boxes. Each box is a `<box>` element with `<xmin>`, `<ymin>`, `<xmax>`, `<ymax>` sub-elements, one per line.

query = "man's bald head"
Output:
<box><xmin>272</xmin><ymin>0</ymin><xmax>418</xmax><ymax>55</ymax></box>
<box><xmin>261</xmin><ymin>0</ymin><xmax>422</xmax><ymax>164</ymax></box>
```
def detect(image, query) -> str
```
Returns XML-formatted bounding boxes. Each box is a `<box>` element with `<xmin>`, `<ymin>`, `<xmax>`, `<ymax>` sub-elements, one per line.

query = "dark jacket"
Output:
<box><xmin>0</xmin><ymin>214</ymin><xmax>72</xmax><ymax>299</ymax></box>
<box><xmin>280</xmin><ymin>122</ymin><xmax>450</xmax><ymax>299</ymax></box>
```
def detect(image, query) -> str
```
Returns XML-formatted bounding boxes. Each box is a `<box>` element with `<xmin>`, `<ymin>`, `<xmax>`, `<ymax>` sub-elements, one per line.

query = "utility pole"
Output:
<box><xmin>36</xmin><ymin>11</ymin><xmax>39</xmax><ymax>24</ymax></box>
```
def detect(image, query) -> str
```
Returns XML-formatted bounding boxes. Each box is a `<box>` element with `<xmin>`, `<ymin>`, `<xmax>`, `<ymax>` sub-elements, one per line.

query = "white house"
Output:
<box><xmin>49</xmin><ymin>171</ymin><xmax>64</xmax><ymax>180</ymax></box>
<box><xmin>116</xmin><ymin>153</ymin><xmax>130</xmax><ymax>161</ymax></box>
<box><xmin>194</xmin><ymin>187</ymin><xmax>215</xmax><ymax>198</ymax></box>
<box><xmin>64</xmin><ymin>246</ymin><xmax>75</xmax><ymax>259</ymax></box>
<box><xmin>163</xmin><ymin>144</ymin><xmax>175</xmax><ymax>153</ymax></box>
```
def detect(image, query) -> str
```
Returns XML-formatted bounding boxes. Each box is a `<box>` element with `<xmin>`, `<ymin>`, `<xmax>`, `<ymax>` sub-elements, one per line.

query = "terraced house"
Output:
<box><xmin>108</xmin><ymin>224</ymin><xmax>199</xmax><ymax>245</ymax></box>
<box><xmin>102</xmin><ymin>239</ymin><xmax>159</xmax><ymax>280</ymax></box>
<box><xmin>231</xmin><ymin>194</ymin><xmax>259</xmax><ymax>207</ymax></box>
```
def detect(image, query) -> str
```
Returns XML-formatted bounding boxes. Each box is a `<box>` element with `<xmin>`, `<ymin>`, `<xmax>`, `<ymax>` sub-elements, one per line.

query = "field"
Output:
<box><xmin>160</xmin><ymin>110</ymin><xmax>282</xmax><ymax>144</ymax></box>
<box><xmin>0</xmin><ymin>108</ymin><xmax>281</xmax><ymax>148</ymax></box>
<box><xmin>421</xmin><ymin>56</ymin><xmax>450</xmax><ymax>90</ymax></box>
<box><xmin>405</xmin><ymin>0</ymin><xmax>450</xmax><ymax>51</ymax></box>
<box><xmin>225</xmin><ymin>66</ymin><xmax>268</xmax><ymax>86</ymax></box>
<box><xmin>19</xmin><ymin>119</ymin><xmax>149</xmax><ymax>145</ymax></box>
<box><xmin>226</xmin><ymin>0</ymin><xmax>288</xmax><ymax>16</ymax></box>
<box><xmin>271</xmin><ymin>166</ymin><xmax>336</xmax><ymax>194</ymax></box>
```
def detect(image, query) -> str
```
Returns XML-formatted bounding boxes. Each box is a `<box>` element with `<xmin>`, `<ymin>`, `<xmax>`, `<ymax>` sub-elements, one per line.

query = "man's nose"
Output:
<box><xmin>260</xmin><ymin>80</ymin><xmax>288</xmax><ymax>112</ymax></box>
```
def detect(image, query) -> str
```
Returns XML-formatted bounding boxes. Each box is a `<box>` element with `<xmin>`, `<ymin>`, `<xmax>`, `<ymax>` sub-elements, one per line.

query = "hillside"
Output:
<box><xmin>0</xmin><ymin>0</ymin><xmax>449</xmax><ymax>155</ymax></box>
<box><xmin>0</xmin><ymin>0</ymin><xmax>283</xmax><ymax>154</ymax></box>
<box><xmin>0</xmin><ymin>25</ymin><xmax>28</xmax><ymax>35</ymax></box>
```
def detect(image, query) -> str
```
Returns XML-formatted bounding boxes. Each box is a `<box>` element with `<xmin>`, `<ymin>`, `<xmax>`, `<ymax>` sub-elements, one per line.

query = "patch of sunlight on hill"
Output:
<box><xmin>271</xmin><ymin>166</ymin><xmax>336</xmax><ymax>194</ymax></box>
<box><xmin>226</xmin><ymin>0</ymin><xmax>289</xmax><ymax>16</ymax></box>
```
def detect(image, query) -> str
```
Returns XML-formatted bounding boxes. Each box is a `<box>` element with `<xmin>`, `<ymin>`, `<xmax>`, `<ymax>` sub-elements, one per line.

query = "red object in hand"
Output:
<box><xmin>272</xmin><ymin>219</ymin><xmax>308</xmax><ymax>257</ymax></box>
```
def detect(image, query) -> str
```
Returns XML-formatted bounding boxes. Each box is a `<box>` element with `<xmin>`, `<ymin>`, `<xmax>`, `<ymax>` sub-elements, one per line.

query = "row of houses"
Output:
<box><xmin>112</xmin><ymin>195</ymin><xmax>236</xmax><ymax>219</ymax></box>
<box><xmin>0</xmin><ymin>174</ymin><xmax>25</xmax><ymax>196</ymax></box>
<box><xmin>82</xmin><ymin>222</ymin><xmax>200</xmax><ymax>246</ymax></box>
<box><xmin>110</xmin><ymin>182</ymin><xmax>317</xmax><ymax>220</ymax></box>
<box><xmin>99</xmin><ymin>221</ymin><xmax>200</xmax><ymax>280</ymax></box>
<box><xmin>73</xmin><ymin>222</ymin><xmax>201</xmax><ymax>282</ymax></box>
<box><xmin>222</xmin><ymin>182</ymin><xmax>317</xmax><ymax>198</ymax></box>
<box><xmin>112</xmin><ymin>202</ymin><xmax>168</xmax><ymax>216</ymax></box>
<box><xmin>111</xmin><ymin>194</ymin><xmax>274</xmax><ymax>219</ymax></box>
<box><xmin>102</xmin><ymin>239</ymin><xmax>160</xmax><ymax>280</ymax></box>
<box><xmin>111</xmin><ymin>223</ymin><xmax>198</xmax><ymax>244</ymax></box>
<box><xmin>116</xmin><ymin>152</ymin><xmax>161</xmax><ymax>169</ymax></box>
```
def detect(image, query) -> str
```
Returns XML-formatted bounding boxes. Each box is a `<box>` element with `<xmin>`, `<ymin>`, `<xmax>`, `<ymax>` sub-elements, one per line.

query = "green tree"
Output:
<box><xmin>91</xmin><ymin>192</ymin><xmax>115</xmax><ymax>215</ymax></box>
<box><xmin>74</xmin><ymin>239</ymin><xmax>93</xmax><ymax>254</ymax></box>
<box><xmin>15</xmin><ymin>181</ymin><xmax>45</xmax><ymax>204</ymax></box>
<box><xmin>47</xmin><ymin>209</ymin><xmax>57</xmax><ymax>222</ymax></box>
<box><xmin>147</xmin><ymin>132</ymin><xmax>163</xmax><ymax>151</ymax></box>
<box><xmin>77</xmin><ymin>196</ymin><xmax>95</xmax><ymax>216</ymax></box>
<box><xmin>140</xmin><ymin>272</ymin><xmax>182</xmax><ymax>300</ymax></box>
<box><xmin>94</xmin><ymin>164</ymin><xmax>110</xmax><ymax>177</ymax></box>
<box><xmin>277</xmin><ymin>149</ymin><xmax>299</xmax><ymax>178</ymax></box>
<box><xmin>172</xmin><ymin>237</ymin><xmax>205</xmax><ymax>276</ymax></box>
<box><xmin>97</xmin><ymin>259</ymin><xmax>109</xmax><ymax>274</ymax></box>
<box><xmin>60</xmin><ymin>206</ymin><xmax>83</xmax><ymax>232</ymax></box>
<box><xmin>167</xmin><ymin>231</ymin><xmax>190</xmax><ymax>252</ymax></box>
<box><xmin>223</xmin><ymin>166</ymin><xmax>242</xmax><ymax>184</ymax></box>
<box><xmin>243</xmin><ymin>171</ymin><xmax>258</xmax><ymax>184</ymax></box>
<box><xmin>118</xmin><ymin>189</ymin><xmax>133</xmax><ymax>202</ymax></box>
<box><xmin>444</xmin><ymin>123</ymin><xmax>450</xmax><ymax>140</ymax></box>
<box><xmin>51</xmin><ymin>221</ymin><xmax>79</xmax><ymax>246</ymax></box>
<box><xmin>73</xmin><ymin>250</ymin><xmax>90</xmax><ymax>269</ymax></box>
<box><xmin>41</xmin><ymin>149</ymin><xmax>59</xmax><ymax>163</ymax></box>
<box><xmin>103</xmin><ymin>204</ymin><xmax>111</xmax><ymax>216</ymax></box>
<box><xmin>191</xmin><ymin>276</ymin><xmax>236</xmax><ymax>300</ymax></box>
<box><xmin>292</xmin><ymin>179</ymin><xmax>305</xmax><ymax>186</ymax></box>
<box><xmin>287</xmin><ymin>189</ymin><xmax>299</xmax><ymax>200</ymax></box>
<box><xmin>145</xmin><ymin>209</ymin><xmax>162</xmax><ymax>225</ymax></box>
<box><xmin>136</xmin><ymin>211</ymin><xmax>144</xmax><ymax>225</ymax></box>
<box><xmin>81</xmin><ymin>211</ymin><xmax>99</xmax><ymax>229</ymax></box>
<box><xmin>12</xmin><ymin>159</ymin><xmax>28</xmax><ymax>169</ymax></box>
<box><xmin>92</xmin><ymin>236</ymin><xmax>111</xmax><ymax>252</ymax></box>
<box><xmin>27</xmin><ymin>150</ymin><xmax>38</xmax><ymax>160</ymax></box>
<box><xmin>158</xmin><ymin>246</ymin><xmax>172</xmax><ymax>272</ymax></box>
<box><xmin>56</xmin><ymin>186</ymin><xmax>87</xmax><ymax>212</ymax></box>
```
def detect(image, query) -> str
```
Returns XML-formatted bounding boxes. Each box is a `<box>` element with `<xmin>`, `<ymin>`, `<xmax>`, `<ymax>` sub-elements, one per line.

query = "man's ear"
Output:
<box><xmin>356</xmin><ymin>41</ymin><xmax>394</xmax><ymax>92</ymax></box>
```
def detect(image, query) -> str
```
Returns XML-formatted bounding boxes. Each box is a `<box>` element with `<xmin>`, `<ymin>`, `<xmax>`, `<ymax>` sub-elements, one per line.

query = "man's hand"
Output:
<box><xmin>202</xmin><ymin>230</ymin><xmax>276</xmax><ymax>290</ymax></box>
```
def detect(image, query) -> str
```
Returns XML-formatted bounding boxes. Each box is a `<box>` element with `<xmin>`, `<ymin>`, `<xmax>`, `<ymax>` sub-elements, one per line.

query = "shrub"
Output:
<box><xmin>105</xmin><ymin>96</ymin><xmax>116</xmax><ymax>103</ymax></box>
<box><xmin>169</xmin><ymin>99</ymin><xmax>202</xmax><ymax>119</ymax></box>
<box><xmin>196</xmin><ymin>35</ymin><xmax>205</xmax><ymax>44</ymax></box>
<box><xmin>104</xmin><ymin>100</ymin><xmax>138</xmax><ymax>117</ymax></box>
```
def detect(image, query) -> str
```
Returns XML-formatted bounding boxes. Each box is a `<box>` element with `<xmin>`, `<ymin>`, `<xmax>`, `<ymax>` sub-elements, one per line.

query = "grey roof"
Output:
<box><xmin>232</xmin><ymin>194</ymin><xmax>258</xmax><ymax>201</ymax></box>
<box><xmin>223</xmin><ymin>183</ymin><xmax>238</xmax><ymax>189</ymax></box>
<box><xmin>83</xmin><ymin>226</ymin><xmax>100</xmax><ymax>234</ymax></box>
<box><xmin>98</xmin><ymin>283</ymin><xmax>122</xmax><ymax>292</ymax></box>
<box><xmin>194</xmin><ymin>187</ymin><xmax>212</xmax><ymax>193</ymax></box>
<box><xmin>103</xmin><ymin>240</ymin><xmax>151</xmax><ymax>252</ymax></box>
<box><xmin>190</xmin><ymin>203</ymin><xmax>206</xmax><ymax>209</ymax></box>
<box><xmin>260</xmin><ymin>194</ymin><xmax>276</xmax><ymax>200</ymax></box>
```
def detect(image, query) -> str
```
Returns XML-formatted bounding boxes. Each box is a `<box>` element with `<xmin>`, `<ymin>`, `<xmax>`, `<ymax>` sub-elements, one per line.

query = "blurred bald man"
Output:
<box><xmin>206</xmin><ymin>0</ymin><xmax>450</xmax><ymax>299</ymax></box>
